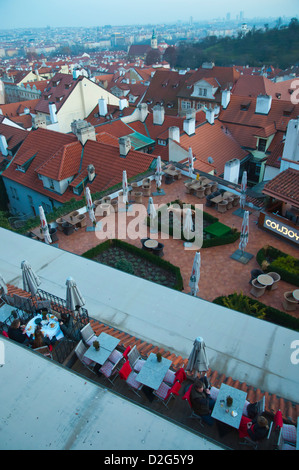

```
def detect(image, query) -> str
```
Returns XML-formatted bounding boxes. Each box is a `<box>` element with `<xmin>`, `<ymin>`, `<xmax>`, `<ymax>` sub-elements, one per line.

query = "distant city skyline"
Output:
<box><xmin>1</xmin><ymin>0</ymin><xmax>298</xmax><ymax>29</ymax></box>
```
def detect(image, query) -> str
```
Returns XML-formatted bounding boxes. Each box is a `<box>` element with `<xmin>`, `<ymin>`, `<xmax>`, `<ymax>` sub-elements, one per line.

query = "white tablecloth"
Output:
<box><xmin>25</xmin><ymin>314</ymin><xmax>64</xmax><ymax>341</ymax></box>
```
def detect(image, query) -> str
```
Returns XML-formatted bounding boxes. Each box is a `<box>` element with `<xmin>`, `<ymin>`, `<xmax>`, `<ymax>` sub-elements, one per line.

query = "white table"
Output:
<box><xmin>83</xmin><ymin>332</ymin><xmax>120</xmax><ymax>365</ymax></box>
<box><xmin>292</xmin><ymin>289</ymin><xmax>299</xmax><ymax>301</ymax></box>
<box><xmin>25</xmin><ymin>314</ymin><xmax>63</xmax><ymax>341</ymax></box>
<box><xmin>136</xmin><ymin>352</ymin><xmax>172</xmax><ymax>390</ymax></box>
<box><xmin>257</xmin><ymin>274</ymin><xmax>274</xmax><ymax>287</ymax></box>
<box><xmin>211</xmin><ymin>383</ymin><xmax>247</xmax><ymax>429</ymax></box>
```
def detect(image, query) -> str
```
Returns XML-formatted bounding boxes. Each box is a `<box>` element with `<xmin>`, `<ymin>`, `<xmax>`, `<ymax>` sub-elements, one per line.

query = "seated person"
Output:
<box><xmin>8</xmin><ymin>319</ymin><xmax>29</xmax><ymax>345</ymax></box>
<box><xmin>190</xmin><ymin>377</ymin><xmax>215</xmax><ymax>425</ymax></box>
<box><xmin>30</xmin><ymin>325</ymin><xmax>55</xmax><ymax>349</ymax></box>
<box><xmin>239</xmin><ymin>415</ymin><xmax>269</xmax><ymax>441</ymax></box>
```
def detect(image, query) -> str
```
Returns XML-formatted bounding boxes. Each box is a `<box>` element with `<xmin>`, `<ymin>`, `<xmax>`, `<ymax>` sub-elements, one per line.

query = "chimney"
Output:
<box><xmin>87</xmin><ymin>164</ymin><xmax>96</xmax><ymax>182</ymax></box>
<box><xmin>71</xmin><ymin>120</ymin><xmax>96</xmax><ymax>145</ymax></box>
<box><xmin>0</xmin><ymin>135</ymin><xmax>8</xmax><ymax>156</ymax></box>
<box><xmin>168</xmin><ymin>126</ymin><xmax>180</xmax><ymax>143</ymax></box>
<box><xmin>137</xmin><ymin>103</ymin><xmax>148</xmax><ymax>122</ymax></box>
<box><xmin>223</xmin><ymin>158</ymin><xmax>240</xmax><ymax>184</ymax></box>
<box><xmin>183</xmin><ymin>116</ymin><xmax>196</xmax><ymax>136</ymax></box>
<box><xmin>119</xmin><ymin>98</ymin><xmax>128</xmax><ymax>111</ymax></box>
<box><xmin>119</xmin><ymin>136</ymin><xmax>131</xmax><ymax>156</ymax></box>
<box><xmin>73</xmin><ymin>69</ymin><xmax>80</xmax><ymax>80</ymax></box>
<box><xmin>221</xmin><ymin>89</ymin><xmax>231</xmax><ymax>109</ymax></box>
<box><xmin>282</xmin><ymin>117</ymin><xmax>299</xmax><ymax>164</ymax></box>
<box><xmin>205</xmin><ymin>107</ymin><xmax>215</xmax><ymax>125</ymax></box>
<box><xmin>98</xmin><ymin>98</ymin><xmax>108</xmax><ymax>116</ymax></box>
<box><xmin>49</xmin><ymin>102</ymin><xmax>58</xmax><ymax>124</ymax></box>
<box><xmin>153</xmin><ymin>104</ymin><xmax>165</xmax><ymax>125</ymax></box>
<box><xmin>255</xmin><ymin>94</ymin><xmax>272</xmax><ymax>115</ymax></box>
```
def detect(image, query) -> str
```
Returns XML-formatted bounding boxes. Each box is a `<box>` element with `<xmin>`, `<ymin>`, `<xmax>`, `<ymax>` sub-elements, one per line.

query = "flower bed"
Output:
<box><xmin>256</xmin><ymin>245</ymin><xmax>299</xmax><ymax>287</ymax></box>
<box><xmin>213</xmin><ymin>292</ymin><xmax>299</xmax><ymax>332</ymax></box>
<box><xmin>147</xmin><ymin>199</ymin><xmax>240</xmax><ymax>248</ymax></box>
<box><xmin>82</xmin><ymin>239</ymin><xmax>184</xmax><ymax>291</ymax></box>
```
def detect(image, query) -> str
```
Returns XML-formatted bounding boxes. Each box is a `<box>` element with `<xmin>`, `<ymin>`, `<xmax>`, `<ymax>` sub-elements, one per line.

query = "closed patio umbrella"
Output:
<box><xmin>183</xmin><ymin>207</ymin><xmax>194</xmax><ymax>242</ymax></box>
<box><xmin>39</xmin><ymin>205</ymin><xmax>52</xmax><ymax>244</ymax></box>
<box><xmin>188</xmin><ymin>147</ymin><xmax>194</xmax><ymax>178</ymax></box>
<box><xmin>155</xmin><ymin>155</ymin><xmax>163</xmax><ymax>189</ymax></box>
<box><xmin>85</xmin><ymin>186</ymin><xmax>96</xmax><ymax>223</ymax></box>
<box><xmin>122</xmin><ymin>170</ymin><xmax>128</xmax><ymax>203</ymax></box>
<box><xmin>66</xmin><ymin>276</ymin><xmax>85</xmax><ymax>313</ymax></box>
<box><xmin>21</xmin><ymin>260</ymin><xmax>41</xmax><ymax>296</ymax></box>
<box><xmin>186</xmin><ymin>336</ymin><xmax>209</xmax><ymax>378</ymax></box>
<box><xmin>189</xmin><ymin>251</ymin><xmax>201</xmax><ymax>296</ymax></box>
<box><xmin>147</xmin><ymin>197</ymin><xmax>157</xmax><ymax>220</ymax></box>
<box><xmin>0</xmin><ymin>273</ymin><xmax>8</xmax><ymax>294</ymax></box>
<box><xmin>240</xmin><ymin>171</ymin><xmax>247</xmax><ymax>209</ymax></box>
<box><xmin>239</xmin><ymin>210</ymin><xmax>249</xmax><ymax>254</ymax></box>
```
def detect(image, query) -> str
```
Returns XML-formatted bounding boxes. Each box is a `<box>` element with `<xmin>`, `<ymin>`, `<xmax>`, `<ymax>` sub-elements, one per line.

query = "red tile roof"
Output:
<box><xmin>0</xmin><ymin>99</ymin><xmax>40</xmax><ymax>118</ymax></box>
<box><xmin>263</xmin><ymin>168</ymin><xmax>299</xmax><ymax>207</ymax></box>
<box><xmin>232</xmin><ymin>75</ymin><xmax>297</xmax><ymax>101</ymax></box>
<box><xmin>34</xmin><ymin>73</ymin><xmax>80</xmax><ymax>115</ymax></box>
<box><xmin>0</xmin><ymin>123</ymin><xmax>28</xmax><ymax>154</ymax></box>
<box><xmin>36</xmin><ymin>141</ymin><xmax>83</xmax><ymax>180</ymax></box>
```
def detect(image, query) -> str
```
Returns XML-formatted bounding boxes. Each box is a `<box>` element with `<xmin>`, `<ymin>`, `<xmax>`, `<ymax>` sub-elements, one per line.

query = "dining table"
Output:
<box><xmin>257</xmin><ymin>274</ymin><xmax>274</xmax><ymax>287</ymax></box>
<box><xmin>136</xmin><ymin>352</ymin><xmax>172</xmax><ymax>390</ymax></box>
<box><xmin>211</xmin><ymin>383</ymin><xmax>247</xmax><ymax>429</ymax></box>
<box><xmin>143</xmin><ymin>239</ymin><xmax>158</xmax><ymax>249</ymax></box>
<box><xmin>292</xmin><ymin>289</ymin><xmax>299</xmax><ymax>301</ymax></box>
<box><xmin>83</xmin><ymin>331</ymin><xmax>120</xmax><ymax>366</ymax></box>
<box><xmin>25</xmin><ymin>313</ymin><xmax>64</xmax><ymax>341</ymax></box>
<box><xmin>30</xmin><ymin>226</ymin><xmax>46</xmax><ymax>241</ymax></box>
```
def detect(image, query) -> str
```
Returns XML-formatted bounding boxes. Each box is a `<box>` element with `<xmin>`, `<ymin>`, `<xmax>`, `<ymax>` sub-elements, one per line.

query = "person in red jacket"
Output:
<box><xmin>239</xmin><ymin>415</ymin><xmax>269</xmax><ymax>441</ymax></box>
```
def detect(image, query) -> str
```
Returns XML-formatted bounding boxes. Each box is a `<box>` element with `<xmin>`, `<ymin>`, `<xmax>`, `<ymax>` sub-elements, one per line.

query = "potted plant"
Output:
<box><xmin>226</xmin><ymin>395</ymin><xmax>233</xmax><ymax>407</ymax></box>
<box><xmin>93</xmin><ymin>340</ymin><xmax>100</xmax><ymax>351</ymax></box>
<box><xmin>156</xmin><ymin>352</ymin><xmax>162</xmax><ymax>362</ymax></box>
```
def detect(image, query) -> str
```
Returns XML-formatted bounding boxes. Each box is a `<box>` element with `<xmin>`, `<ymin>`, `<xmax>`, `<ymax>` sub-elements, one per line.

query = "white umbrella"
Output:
<box><xmin>186</xmin><ymin>336</ymin><xmax>209</xmax><ymax>378</ymax></box>
<box><xmin>188</xmin><ymin>147</ymin><xmax>194</xmax><ymax>177</ymax></box>
<box><xmin>66</xmin><ymin>276</ymin><xmax>85</xmax><ymax>313</ymax></box>
<box><xmin>21</xmin><ymin>260</ymin><xmax>41</xmax><ymax>296</ymax></box>
<box><xmin>155</xmin><ymin>156</ymin><xmax>163</xmax><ymax>189</ymax></box>
<box><xmin>240</xmin><ymin>171</ymin><xmax>247</xmax><ymax>209</ymax></box>
<box><xmin>239</xmin><ymin>210</ymin><xmax>249</xmax><ymax>254</ymax></box>
<box><xmin>183</xmin><ymin>208</ymin><xmax>194</xmax><ymax>241</ymax></box>
<box><xmin>0</xmin><ymin>273</ymin><xmax>8</xmax><ymax>294</ymax></box>
<box><xmin>122</xmin><ymin>170</ymin><xmax>128</xmax><ymax>203</ymax></box>
<box><xmin>147</xmin><ymin>197</ymin><xmax>157</xmax><ymax>220</ymax></box>
<box><xmin>39</xmin><ymin>205</ymin><xmax>52</xmax><ymax>244</ymax></box>
<box><xmin>85</xmin><ymin>186</ymin><xmax>96</xmax><ymax>223</ymax></box>
<box><xmin>189</xmin><ymin>251</ymin><xmax>201</xmax><ymax>296</ymax></box>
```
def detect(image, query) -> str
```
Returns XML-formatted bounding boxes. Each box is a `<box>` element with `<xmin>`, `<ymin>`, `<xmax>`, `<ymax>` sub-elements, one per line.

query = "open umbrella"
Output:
<box><xmin>239</xmin><ymin>210</ymin><xmax>249</xmax><ymax>254</ymax></box>
<box><xmin>188</xmin><ymin>147</ymin><xmax>194</xmax><ymax>178</ymax></box>
<box><xmin>183</xmin><ymin>207</ymin><xmax>194</xmax><ymax>242</ymax></box>
<box><xmin>21</xmin><ymin>260</ymin><xmax>41</xmax><ymax>296</ymax></box>
<box><xmin>155</xmin><ymin>155</ymin><xmax>163</xmax><ymax>189</ymax></box>
<box><xmin>240</xmin><ymin>171</ymin><xmax>247</xmax><ymax>209</ymax></box>
<box><xmin>39</xmin><ymin>205</ymin><xmax>52</xmax><ymax>244</ymax></box>
<box><xmin>189</xmin><ymin>251</ymin><xmax>201</xmax><ymax>296</ymax></box>
<box><xmin>122</xmin><ymin>170</ymin><xmax>128</xmax><ymax>203</ymax></box>
<box><xmin>66</xmin><ymin>276</ymin><xmax>85</xmax><ymax>313</ymax></box>
<box><xmin>85</xmin><ymin>186</ymin><xmax>96</xmax><ymax>223</ymax></box>
<box><xmin>186</xmin><ymin>336</ymin><xmax>209</xmax><ymax>378</ymax></box>
<box><xmin>0</xmin><ymin>273</ymin><xmax>8</xmax><ymax>294</ymax></box>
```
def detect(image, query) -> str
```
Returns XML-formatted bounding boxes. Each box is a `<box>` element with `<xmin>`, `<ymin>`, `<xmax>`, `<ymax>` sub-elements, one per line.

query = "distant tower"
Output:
<box><xmin>151</xmin><ymin>29</ymin><xmax>158</xmax><ymax>49</ymax></box>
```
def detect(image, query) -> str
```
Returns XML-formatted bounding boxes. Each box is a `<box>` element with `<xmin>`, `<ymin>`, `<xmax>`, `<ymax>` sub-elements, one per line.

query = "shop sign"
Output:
<box><xmin>263</xmin><ymin>215</ymin><xmax>299</xmax><ymax>244</ymax></box>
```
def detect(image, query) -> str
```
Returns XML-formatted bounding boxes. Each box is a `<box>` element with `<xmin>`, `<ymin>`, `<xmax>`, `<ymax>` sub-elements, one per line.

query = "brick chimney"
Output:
<box><xmin>119</xmin><ymin>136</ymin><xmax>131</xmax><ymax>156</ymax></box>
<box><xmin>183</xmin><ymin>113</ymin><xmax>196</xmax><ymax>135</ymax></box>
<box><xmin>137</xmin><ymin>103</ymin><xmax>148</xmax><ymax>122</ymax></box>
<box><xmin>71</xmin><ymin>120</ymin><xmax>96</xmax><ymax>145</ymax></box>
<box><xmin>153</xmin><ymin>104</ymin><xmax>165</xmax><ymax>125</ymax></box>
<box><xmin>221</xmin><ymin>89</ymin><xmax>231</xmax><ymax>109</ymax></box>
<box><xmin>98</xmin><ymin>98</ymin><xmax>108</xmax><ymax>116</ymax></box>
<box><xmin>168</xmin><ymin>126</ymin><xmax>180</xmax><ymax>143</ymax></box>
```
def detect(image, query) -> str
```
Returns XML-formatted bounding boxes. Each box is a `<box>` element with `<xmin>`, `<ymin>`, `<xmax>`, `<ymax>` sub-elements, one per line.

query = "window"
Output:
<box><xmin>258</xmin><ymin>138</ymin><xmax>267</xmax><ymax>152</ymax></box>
<box><xmin>181</xmin><ymin>101</ymin><xmax>191</xmax><ymax>110</ymax></box>
<box><xmin>48</xmin><ymin>178</ymin><xmax>55</xmax><ymax>190</ymax></box>
<box><xmin>10</xmin><ymin>186</ymin><xmax>19</xmax><ymax>200</ymax></box>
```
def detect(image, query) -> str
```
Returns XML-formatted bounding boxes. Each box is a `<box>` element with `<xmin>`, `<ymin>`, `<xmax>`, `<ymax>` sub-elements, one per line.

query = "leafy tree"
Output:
<box><xmin>145</xmin><ymin>48</ymin><xmax>161</xmax><ymax>65</ymax></box>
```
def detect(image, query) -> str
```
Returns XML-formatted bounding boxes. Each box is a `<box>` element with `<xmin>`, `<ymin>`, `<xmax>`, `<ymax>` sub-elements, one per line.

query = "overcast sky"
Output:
<box><xmin>1</xmin><ymin>0</ymin><xmax>299</xmax><ymax>29</ymax></box>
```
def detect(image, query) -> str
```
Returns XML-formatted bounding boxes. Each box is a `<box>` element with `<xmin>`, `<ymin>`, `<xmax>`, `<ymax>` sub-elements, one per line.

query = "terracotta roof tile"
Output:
<box><xmin>263</xmin><ymin>168</ymin><xmax>299</xmax><ymax>207</ymax></box>
<box><xmin>0</xmin><ymin>123</ymin><xmax>28</xmax><ymax>154</ymax></box>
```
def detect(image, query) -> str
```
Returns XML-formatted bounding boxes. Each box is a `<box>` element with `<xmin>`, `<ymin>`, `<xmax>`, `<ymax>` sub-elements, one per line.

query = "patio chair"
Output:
<box><xmin>283</xmin><ymin>291</ymin><xmax>298</xmax><ymax>311</ymax></box>
<box><xmin>80</xmin><ymin>323</ymin><xmax>97</xmax><ymax>346</ymax></box>
<box><xmin>275</xmin><ymin>424</ymin><xmax>297</xmax><ymax>450</ymax></box>
<box><xmin>127</xmin><ymin>345</ymin><xmax>145</xmax><ymax>372</ymax></box>
<box><xmin>239</xmin><ymin>423</ymin><xmax>273</xmax><ymax>450</ymax></box>
<box><xmin>267</xmin><ymin>272</ymin><xmax>280</xmax><ymax>290</ymax></box>
<box><xmin>34</xmin><ymin>346</ymin><xmax>53</xmax><ymax>360</ymax></box>
<box><xmin>107</xmin><ymin>348</ymin><xmax>124</xmax><ymax>365</ymax></box>
<box><xmin>163</xmin><ymin>367</ymin><xmax>187</xmax><ymax>386</ymax></box>
<box><xmin>182</xmin><ymin>384</ymin><xmax>204</xmax><ymax>427</ymax></box>
<box><xmin>152</xmin><ymin>242</ymin><xmax>164</xmax><ymax>257</ymax></box>
<box><xmin>217</xmin><ymin>200</ymin><xmax>228</xmax><ymax>213</ymax></box>
<box><xmin>75</xmin><ymin>340</ymin><xmax>96</xmax><ymax>374</ymax></box>
<box><xmin>119</xmin><ymin>360</ymin><xmax>143</xmax><ymax>396</ymax></box>
<box><xmin>249</xmin><ymin>269</ymin><xmax>264</xmax><ymax>285</ymax></box>
<box><xmin>153</xmin><ymin>381</ymin><xmax>181</xmax><ymax>408</ymax></box>
<box><xmin>99</xmin><ymin>358</ymin><xmax>120</xmax><ymax>385</ymax></box>
<box><xmin>250</xmin><ymin>279</ymin><xmax>266</xmax><ymax>298</ymax></box>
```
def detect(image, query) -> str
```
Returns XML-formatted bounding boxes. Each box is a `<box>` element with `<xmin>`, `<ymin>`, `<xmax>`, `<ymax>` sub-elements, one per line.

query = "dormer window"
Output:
<box><xmin>240</xmin><ymin>102</ymin><xmax>251</xmax><ymax>111</ymax></box>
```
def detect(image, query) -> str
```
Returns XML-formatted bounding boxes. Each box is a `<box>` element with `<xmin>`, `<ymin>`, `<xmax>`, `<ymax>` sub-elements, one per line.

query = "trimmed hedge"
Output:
<box><xmin>256</xmin><ymin>245</ymin><xmax>299</xmax><ymax>287</ymax></box>
<box><xmin>82</xmin><ymin>238</ymin><xmax>184</xmax><ymax>291</ymax></box>
<box><xmin>148</xmin><ymin>199</ymin><xmax>240</xmax><ymax>248</ymax></box>
<box><xmin>213</xmin><ymin>293</ymin><xmax>299</xmax><ymax>332</ymax></box>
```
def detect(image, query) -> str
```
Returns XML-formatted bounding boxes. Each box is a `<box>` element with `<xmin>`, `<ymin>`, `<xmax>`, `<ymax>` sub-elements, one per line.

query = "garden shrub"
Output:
<box><xmin>256</xmin><ymin>245</ymin><xmax>299</xmax><ymax>286</ymax></box>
